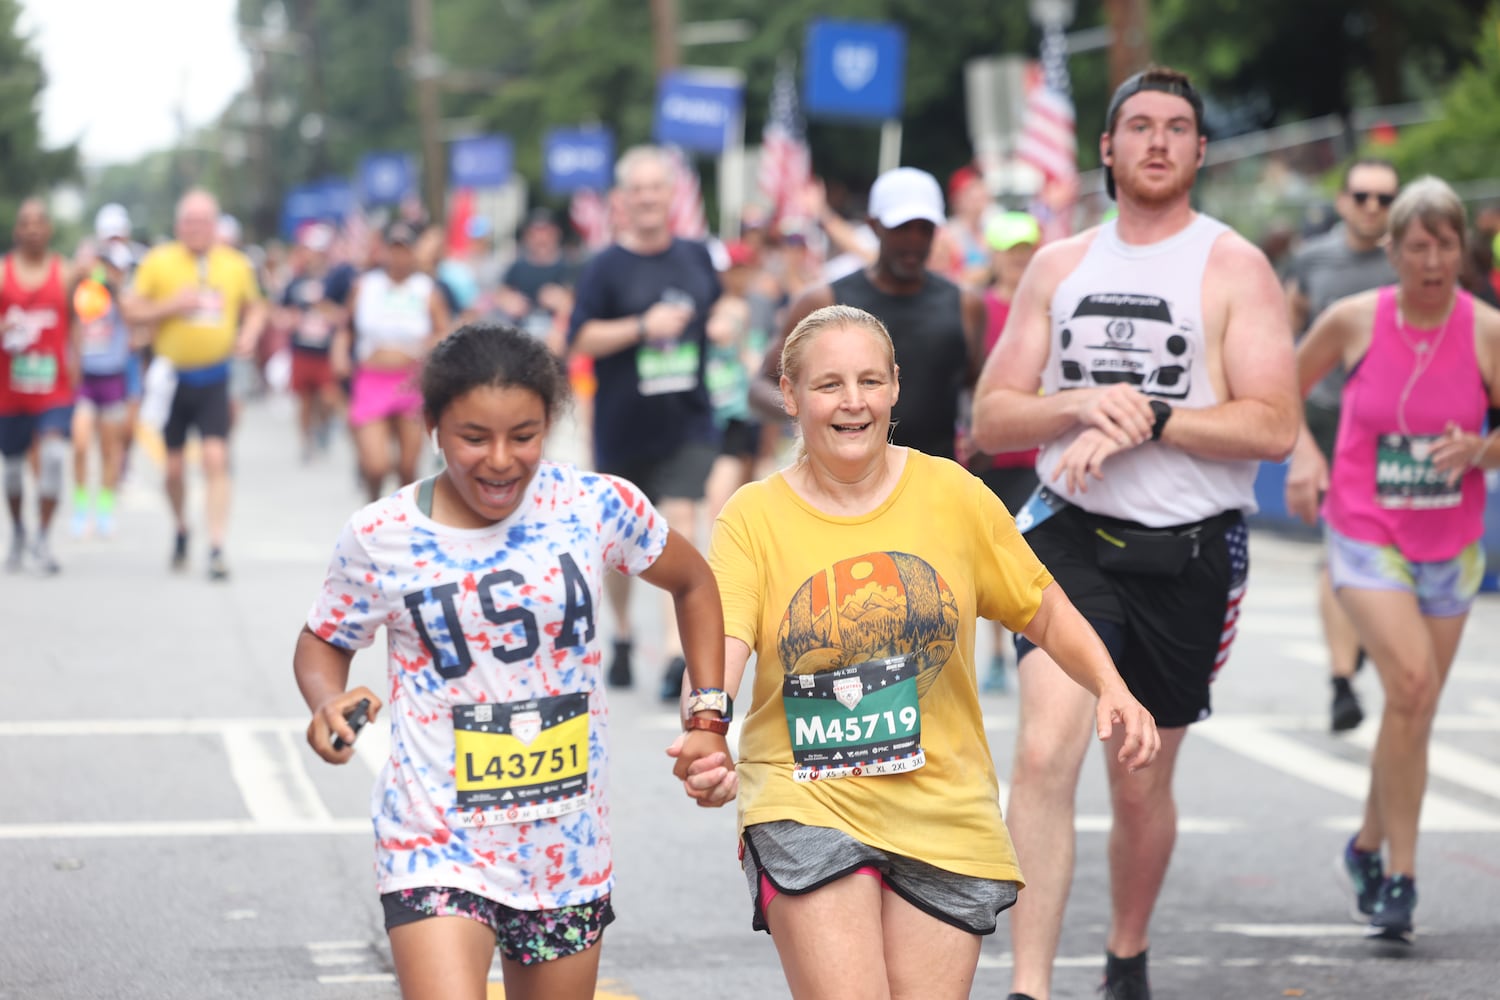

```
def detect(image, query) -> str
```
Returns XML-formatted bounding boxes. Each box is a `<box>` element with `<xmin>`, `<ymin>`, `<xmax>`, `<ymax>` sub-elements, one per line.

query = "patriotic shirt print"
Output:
<box><xmin>307</xmin><ymin>462</ymin><xmax>667</xmax><ymax>910</ymax></box>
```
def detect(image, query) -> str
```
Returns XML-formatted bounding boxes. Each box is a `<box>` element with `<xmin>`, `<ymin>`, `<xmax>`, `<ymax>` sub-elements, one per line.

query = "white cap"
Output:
<box><xmin>867</xmin><ymin>167</ymin><xmax>945</xmax><ymax>228</ymax></box>
<box><xmin>298</xmin><ymin>222</ymin><xmax>334</xmax><ymax>253</ymax></box>
<box><xmin>95</xmin><ymin>203</ymin><xmax>131</xmax><ymax>241</ymax></box>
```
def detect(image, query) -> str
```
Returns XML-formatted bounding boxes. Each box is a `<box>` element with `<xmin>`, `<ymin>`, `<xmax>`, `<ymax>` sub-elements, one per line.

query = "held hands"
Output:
<box><xmin>1094</xmin><ymin>685</ymin><xmax>1160</xmax><ymax>773</ymax></box>
<box><xmin>665</xmin><ymin>731</ymin><xmax>738</xmax><ymax>808</ymax></box>
<box><xmin>1050</xmin><ymin>427</ymin><xmax>1128</xmax><ymax>493</ymax></box>
<box><xmin>1285</xmin><ymin>433</ymin><xmax>1329</xmax><ymax>526</ymax></box>
<box><xmin>306</xmin><ymin>686</ymin><xmax>383</xmax><ymax>764</ymax></box>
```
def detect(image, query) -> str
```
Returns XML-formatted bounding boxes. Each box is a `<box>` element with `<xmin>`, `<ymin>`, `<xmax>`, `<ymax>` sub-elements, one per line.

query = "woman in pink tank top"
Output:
<box><xmin>1289</xmin><ymin>176</ymin><xmax>1500</xmax><ymax>944</ymax></box>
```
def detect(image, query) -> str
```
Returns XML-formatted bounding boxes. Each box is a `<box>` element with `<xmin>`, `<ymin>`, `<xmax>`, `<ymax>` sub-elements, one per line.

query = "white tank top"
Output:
<box><xmin>353</xmin><ymin>269</ymin><xmax>435</xmax><ymax>363</ymax></box>
<box><xmin>1037</xmin><ymin>215</ymin><xmax>1259</xmax><ymax>526</ymax></box>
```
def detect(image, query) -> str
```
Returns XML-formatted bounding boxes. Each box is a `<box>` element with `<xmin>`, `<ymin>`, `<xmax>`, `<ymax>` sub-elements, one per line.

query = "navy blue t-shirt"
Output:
<box><xmin>567</xmin><ymin>240</ymin><xmax>721</xmax><ymax>468</ymax></box>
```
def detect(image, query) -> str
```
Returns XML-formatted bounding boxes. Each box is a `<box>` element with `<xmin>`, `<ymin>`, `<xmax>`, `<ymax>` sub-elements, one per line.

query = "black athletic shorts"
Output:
<box><xmin>719</xmin><ymin>418</ymin><xmax>762</xmax><ymax>459</ymax></box>
<box><xmin>163</xmin><ymin>377</ymin><xmax>231</xmax><ymax>449</ymax></box>
<box><xmin>1014</xmin><ymin>503</ymin><xmax>1249</xmax><ymax>728</ymax></box>
<box><xmin>598</xmin><ymin>440</ymin><xmax>717</xmax><ymax>504</ymax></box>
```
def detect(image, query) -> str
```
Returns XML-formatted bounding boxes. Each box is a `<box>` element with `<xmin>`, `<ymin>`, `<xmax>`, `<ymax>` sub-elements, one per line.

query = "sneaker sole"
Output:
<box><xmin>1364</xmin><ymin>923</ymin><xmax>1415</xmax><ymax>944</ymax></box>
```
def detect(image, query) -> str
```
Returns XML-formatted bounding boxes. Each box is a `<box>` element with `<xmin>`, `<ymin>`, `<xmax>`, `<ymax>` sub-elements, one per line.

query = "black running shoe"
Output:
<box><xmin>1331</xmin><ymin>678</ymin><xmax>1363</xmax><ymax>732</ymax></box>
<box><xmin>606</xmin><ymin>640</ymin><xmax>633</xmax><ymax>689</ymax></box>
<box><xmin>1102</xmin><ymin>950</ymin><xmax>1150</xmax><ymax>1000</ymax></box>
<box><xmin>1339</xmin><ymin>835</ymin><xmax>1384</xmax><ymax>918</ymax></box>
<box><xmin>171</xmin><ymin>531</ymin><xmax>189</xmax><ymax>572</ymax></box>
<box><xmin>1366</xmin><ymin>874</ymin><xmax>1416</xmax><ymax>943</ymax></box>
<box><xmin>659</xmin><ymin>655</ymin><xmax>687</xmax><ymax>703</ymax></box>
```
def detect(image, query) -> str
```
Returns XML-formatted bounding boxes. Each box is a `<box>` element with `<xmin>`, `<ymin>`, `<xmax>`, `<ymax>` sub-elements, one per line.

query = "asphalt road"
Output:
<box><xmin>3</xmin><ymin>394</ymin><xmax>1497</xmax><ymax>999</ymax></box>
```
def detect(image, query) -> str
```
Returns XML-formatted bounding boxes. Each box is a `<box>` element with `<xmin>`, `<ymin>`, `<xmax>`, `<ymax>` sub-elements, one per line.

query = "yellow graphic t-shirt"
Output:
<box><xmin>132</xmin><ymin>243</ymin><xmax>262</xmax><ymax>370</ymax></box>
<box><xmin>710</xmin><ymin>450</ymin><xmax>1053</xmax><ymax>884</ymax></box>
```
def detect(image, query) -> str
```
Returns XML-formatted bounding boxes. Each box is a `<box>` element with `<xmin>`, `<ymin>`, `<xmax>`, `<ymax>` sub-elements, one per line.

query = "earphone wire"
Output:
<box><xmin>1393</xmin><ymin>296</ymin><xmax>1451</xmax><ymax>437</ymax></box>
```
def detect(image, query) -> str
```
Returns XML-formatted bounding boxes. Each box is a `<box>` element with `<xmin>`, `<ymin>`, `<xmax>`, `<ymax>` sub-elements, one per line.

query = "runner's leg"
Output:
<box><xmin>1103</xmin><ymin>725</ymin><xmax>1189</xmax><ymax>958</ymax></box>
<box><xmin>388</xmin><ymin>915</ymin><xmax>495</xmax><ymax>1000</ymax></box>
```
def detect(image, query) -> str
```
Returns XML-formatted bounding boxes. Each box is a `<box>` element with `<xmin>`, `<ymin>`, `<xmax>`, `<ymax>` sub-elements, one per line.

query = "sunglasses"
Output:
<box><xmin>1349</xmin><ymin>190</ymin><xmax>1396</xmax><ymax>208</ymax></box>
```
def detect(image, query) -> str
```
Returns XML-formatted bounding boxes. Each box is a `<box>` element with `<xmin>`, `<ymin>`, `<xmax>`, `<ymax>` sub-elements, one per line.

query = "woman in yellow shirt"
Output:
<box><xmin>699</xmin><ymin>304</ymin><xmax>1158</xmax><ymax>999</ymax></box>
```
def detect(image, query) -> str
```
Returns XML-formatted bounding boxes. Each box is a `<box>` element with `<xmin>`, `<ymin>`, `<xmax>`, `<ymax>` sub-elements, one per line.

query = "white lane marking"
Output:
<box><xmin>1474</xmin><ymin>697</ymin><xmax>1500</xmax><ymax>719</ymax></box>
<box><xmin>316</xmin><ymin>973</ymin><xmax>395</xmax><ymax>984</ymax></box>
<box><xmin>0</xmin><ymin>718</ymin><xmax>307</xmax><ymax>736</ymax></box>
<box><xmin>1345</xmin><ymin>728</ymin><xmax>1500</xmax><ymax>803</ymax></box>
<box><xmin>310</xmin><ymin>953</ymin><xmax>368</xmax><ymax>967</ymax></box>
<box><xmin>1213</xmin><ymin>922</ymin><xmax>1370</xmax><ymax>938</ymax></box>
<box><xmin>0</xmin><ymin>819</ymin><xmax>369</xmax><ymax>839</ymax></box>
<box><xmin>354</xmin><ymin>717</ymin><xmax>392</xmax><ymax>779</ymax></box>
<box><xmin>223</xmin><ymin>728</ymin><xmax>332</xmax><ymax>823</ymax></box>
<box><xmin>1196</xmin><ymin>716</ymin><xmax>1500</xmax><ymax>832</ymax></box>
<box><xmin>307</xmin><ymin>941</ymin><xmax>371</xmax><ymax>950</ymax></box>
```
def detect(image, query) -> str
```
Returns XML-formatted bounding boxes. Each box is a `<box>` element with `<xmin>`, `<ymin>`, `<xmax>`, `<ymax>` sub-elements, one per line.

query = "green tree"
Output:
<box><xmin>0</xmin><ymin>0</ymin><xmax>78</xmax><ymax>233</ymax></box>
<box><xmin>1379</xmin><ymin>6</ymin><xmax>1500</xmax><ymax>183</ymax></box>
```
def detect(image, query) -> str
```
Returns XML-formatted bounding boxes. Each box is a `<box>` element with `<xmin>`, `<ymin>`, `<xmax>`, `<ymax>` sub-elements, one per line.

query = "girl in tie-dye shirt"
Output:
<box><xmin>294</xmin><ymin>322</ymin><xmax>734</xmax><ymax>999</ymax></box>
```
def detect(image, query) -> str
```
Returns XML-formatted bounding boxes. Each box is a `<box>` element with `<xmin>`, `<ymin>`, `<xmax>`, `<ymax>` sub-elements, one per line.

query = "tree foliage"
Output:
<box><xmin>67</xmin><ymin>0</ymin><xmax>1500</xmax><ymax>240</ymax></box>
<box><xmin>1378</xmin><ymin>7</ymin><xmax>1500</xmax><ymax>185</ymax></box>
<box><xmin>0</xmin><ymin>0</ymin><xmax>78</xmax><ymax>234</ymax></box>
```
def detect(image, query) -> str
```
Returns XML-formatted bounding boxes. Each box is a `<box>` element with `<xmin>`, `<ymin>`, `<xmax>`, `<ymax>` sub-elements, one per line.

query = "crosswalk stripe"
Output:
<box><xmin>223</xmin><ymin>728</ymin><xmax>332</xmax><ymax>823</ymax></box>
<box><xmin>1195</xmin><ymin>716</ymin><xmax>1500</xmax><ymax>831</ymax></box>
<box><xmin>1345</xmin><ymin>728</ymin><xmax>1500</xmax><ymax>803</ymax></box>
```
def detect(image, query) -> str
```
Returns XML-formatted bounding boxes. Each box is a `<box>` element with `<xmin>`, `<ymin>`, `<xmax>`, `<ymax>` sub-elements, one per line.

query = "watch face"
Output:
<box><xmin>687</xmin><ymin>690</ymin><xmax>730</xmax><ymax>718</ymax></box>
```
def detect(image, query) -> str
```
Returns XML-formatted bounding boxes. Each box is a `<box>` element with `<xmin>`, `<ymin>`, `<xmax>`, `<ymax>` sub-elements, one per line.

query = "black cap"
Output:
<box><xmin>1103</xmin><ymin>67</ymin><xmax>1205</xmax><ymax>201</ymax></box>
<box><xmin>384</xmin><ymin>219</ymin><xmax>419</xmax><ymax>246</ymax></box>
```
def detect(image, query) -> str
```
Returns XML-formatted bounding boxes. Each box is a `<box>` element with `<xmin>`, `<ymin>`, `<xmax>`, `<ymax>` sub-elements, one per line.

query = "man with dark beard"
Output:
<box><xmin>750</xmin><ymin>167</ymin><xmax>987</xmax><ymax>460</ymax></box>
<box><xmin>972</xmin><ymin>67</ymin><xmax>1300</xmax><ymax>1000</ymax></box>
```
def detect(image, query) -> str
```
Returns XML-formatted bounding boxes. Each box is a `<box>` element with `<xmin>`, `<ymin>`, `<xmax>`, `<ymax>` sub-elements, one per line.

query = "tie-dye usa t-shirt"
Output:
<box><xmin>307</xmin><ymin>461</ymin><xmax>667</xmax><ymax>910</ymax></box>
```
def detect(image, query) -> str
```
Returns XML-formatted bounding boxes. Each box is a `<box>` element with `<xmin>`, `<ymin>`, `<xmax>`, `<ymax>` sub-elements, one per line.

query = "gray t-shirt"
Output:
<box><xmin>1289</xmin><ymin>225</ymin><xmax>1395</xmax><ymax>409</ymax></box>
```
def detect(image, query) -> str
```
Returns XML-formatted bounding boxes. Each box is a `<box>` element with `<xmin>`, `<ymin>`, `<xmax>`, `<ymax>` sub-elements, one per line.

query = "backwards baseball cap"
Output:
<box><xmin>1103</xmin><ymin>66</ymin><xmax>1205</xmax><ymax>200</ymax></box>
<box><xmin>95</xmin><ymin>203</ymin><xmax>131</xmax><ymax>241</ymax></box>
<box><xmin>985</xmin><ymin>212</ymin><xmax>1042</xmax><ymax>251</ymax></box>
<box><xmin>868</xmin><ymin>167</ymin><xmax>945</xmax><ymax>229</ymax></box>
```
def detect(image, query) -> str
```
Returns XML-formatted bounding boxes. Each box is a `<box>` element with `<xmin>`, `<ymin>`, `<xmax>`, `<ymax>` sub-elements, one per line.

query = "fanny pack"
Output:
<box><xmin>1092</xmin><ymin>522</ymin><xmax>1202</xmax><ymax>577</ymax></box>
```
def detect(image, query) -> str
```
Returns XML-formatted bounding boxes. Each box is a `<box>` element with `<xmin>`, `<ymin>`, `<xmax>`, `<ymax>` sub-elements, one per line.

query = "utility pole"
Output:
<box><xmin>409</xmin><ymin>0</ymin><xmax>446</xmax><ymax>223</ymax></box>
<box><xmin>1102</xmin><ymin>0</ymin><xmax>1151</xmax><ymax>88</ymax></box>
<box><xmin>650</xmin><ymin>0</ymin><xmax>680</xmax><ymax>77</ymax></box>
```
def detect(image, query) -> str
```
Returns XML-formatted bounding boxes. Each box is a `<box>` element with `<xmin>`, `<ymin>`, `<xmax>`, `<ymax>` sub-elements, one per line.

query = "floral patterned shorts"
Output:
<box><xmin>382</xmin><ymin>886</ymin><xmax>615</xmax><ymax>965</ymax></box>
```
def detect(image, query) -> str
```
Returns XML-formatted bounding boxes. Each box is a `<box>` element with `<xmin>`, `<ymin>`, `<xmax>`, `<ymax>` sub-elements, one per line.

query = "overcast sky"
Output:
<box><xmin>21</xmin><ymin>0</ymin><xmax>249</xmax><ymax>166</ymax></box>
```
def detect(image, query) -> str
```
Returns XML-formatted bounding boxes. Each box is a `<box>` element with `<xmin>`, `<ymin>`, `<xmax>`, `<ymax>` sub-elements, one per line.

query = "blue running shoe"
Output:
<box><xmin>1340</xmin><ymin>836</ymin><xmax>1384</xmax><ymax>918</ymax></box>
<box><xmin>1366</xmin><ymin>874</ymin><xmax>1416</xmax><ymax>944</ymax></box>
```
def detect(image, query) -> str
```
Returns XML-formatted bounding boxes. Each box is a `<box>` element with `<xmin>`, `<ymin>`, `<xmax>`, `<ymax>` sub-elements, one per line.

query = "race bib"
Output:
<box><xmin>636</xmin><ymin>340</ymin><xmax>700</xmax><ymax>396</ymax></box>
<box><xmin>704</xmin><ymin>352</ymin><xmax>747</xmax><ymax>411</ymax></box>
<box><xmin>9</xmin><ymin>352</ymin><xmax>58</xmax><ymax>394</ymax></box>
<box><xmin>1375</xmin><ymin>434</ymin><xmax>1461</xmax><ymax>510</ymax></box>
<box><xmin>783</xmin><ymin>657</ymin><xmax>925</xmax><ymax>782</ymax></box>
<box><xmin>452</xmin><ymin>692</ymin><xmax>590</xmax><ymax>826</ymax></box>
<box><xmin>189</xmin><ymin>290</ymin><xmax>225</xmax><ymax>327</ymax></box>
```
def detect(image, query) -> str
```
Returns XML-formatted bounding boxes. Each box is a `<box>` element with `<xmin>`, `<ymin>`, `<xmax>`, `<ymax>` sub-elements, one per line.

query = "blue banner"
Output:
<box><xmin>653</xmin><ymin>71</ymin><xmax>743</xmax><ymax>155</ymax></box>
<box><xmin>804</xmin><ymin>19</ymin><xmax>907</xmax><ymax>121</ymax></box>
<box><xmin>357</xmin><ymin>151</ymin><xmax>416</xmax><ymax>205</ymax></box>
<box><xmin>280</xmin><ymin>178</ymin><xmax>356</xmax><ymax>240</ymax></box>
<box><xmin>543</xmin><ymin>127</ymin><xmax>615</xmax><ymax>195</ymax></box>
<box><xmin>449</xmin><ymin>134</ymin><xmax>514</xmax><ymax>189</ymax></box>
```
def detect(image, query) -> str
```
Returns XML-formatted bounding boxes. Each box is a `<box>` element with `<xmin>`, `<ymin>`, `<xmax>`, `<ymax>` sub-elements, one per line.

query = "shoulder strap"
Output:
<box><xmin>417</xmin><ymin>475</ymin><xmax>437</xmax><ymax>517</ymax></box>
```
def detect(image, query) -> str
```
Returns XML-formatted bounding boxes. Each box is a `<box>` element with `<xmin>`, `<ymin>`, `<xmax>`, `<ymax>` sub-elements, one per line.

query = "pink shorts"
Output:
<box><xmin>349</xmin><ymin>365</ymin><xmax>422</xmax><ymax>427</ymax></box>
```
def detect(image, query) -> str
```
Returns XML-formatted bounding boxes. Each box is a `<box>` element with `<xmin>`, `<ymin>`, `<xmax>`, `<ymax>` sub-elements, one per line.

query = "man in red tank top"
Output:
<box><xmin>1</xmin><ymin>198</ymin><xmax>77</xmax><ymax>574</ymax></box>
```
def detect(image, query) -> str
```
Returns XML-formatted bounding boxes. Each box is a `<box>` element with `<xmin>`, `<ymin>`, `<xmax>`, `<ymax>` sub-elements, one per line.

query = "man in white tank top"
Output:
<box><xmin>972</xmin><ymin>68</ymin><xmax>1300</xmax><ymax>1000</ymax></box>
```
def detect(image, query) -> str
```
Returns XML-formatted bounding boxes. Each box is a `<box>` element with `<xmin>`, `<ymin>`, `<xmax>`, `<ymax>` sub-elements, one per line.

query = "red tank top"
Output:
<box><xmin>0</xmin><ymin>254</ymin><xmax>72</xmax><ymax>413</ymax></box>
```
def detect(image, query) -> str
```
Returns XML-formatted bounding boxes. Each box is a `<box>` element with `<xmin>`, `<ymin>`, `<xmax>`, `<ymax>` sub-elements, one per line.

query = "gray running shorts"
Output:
<box><xmin>741</xmin><ymin>819</ymin><xmax>1019</xmax><ymax>935</ymax></box>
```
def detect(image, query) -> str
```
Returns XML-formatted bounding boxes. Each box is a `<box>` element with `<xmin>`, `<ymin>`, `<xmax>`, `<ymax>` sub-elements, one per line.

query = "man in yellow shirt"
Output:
<box><xmin>123</xmin><ymin>189</ymin><xmax>265</xmax><ymax>580</ymax></box>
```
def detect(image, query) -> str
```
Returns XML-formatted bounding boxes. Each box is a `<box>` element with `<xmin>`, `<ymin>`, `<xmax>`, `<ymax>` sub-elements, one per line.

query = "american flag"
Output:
<box><xmin>568</xmin><ymin>188</ymin><xmax>611</xmax><ymax>251</ymax></box>
<box><xmin>1210</xmin><ymin>521</ymin><xmax>1251</xmax><ymax>683</ymax></box>
<box><xmin>665</xmin><ymin>145</ymin><xmax>708</xmax><ymax>240</ymax></box>
<box><xmin>757</xmin><ymin>58</ymin><xmax>812</xmax><ymax>229</ymax></box>
<box><xmin>1016</xmin><ymin>20</ymin><xmax>1077</xmax><ymax>241</ymax></box>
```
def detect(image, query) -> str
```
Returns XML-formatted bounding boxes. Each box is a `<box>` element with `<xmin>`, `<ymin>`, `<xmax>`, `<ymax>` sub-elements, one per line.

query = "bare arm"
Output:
<box><xmin>748</xmin><ymin>284</ymin><xmax>835</xmax><ymax>422</ymax></box>
<box><xmin>293</xmin><ymin>626</ymin><xmax>383</xmax><ymax>764</ymax></box>
<box><xmin>1155</xmin><ymin>235</ymin><xmax>1301</xmax><ymax>462</ymax></box>
<box><xmin>1020</xmin><ymin>584</ymin><xmax>1159</xmax><ymax>771</ymax></box>
<box><xmin>236</xmin><ymin>297</ymin><xmax>269</xmax><ymax>357</ymax></box>
<box><xmin>1284</xmin><ymin>274</ymin><xmax>1310</xmax><ymax>338</ymax></box>
<box><xmin>959</xmin><ymin>286</ymin><xmax>987</xmax><ymax>388</ymax></box>
<box><xmin>639</xmin><ymin>530</ymin><xmax>732</xmax><ymax>796</ymax></box>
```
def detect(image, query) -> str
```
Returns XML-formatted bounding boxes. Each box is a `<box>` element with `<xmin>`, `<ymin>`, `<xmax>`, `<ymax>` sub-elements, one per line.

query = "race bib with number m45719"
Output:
<box><xmin>783</xmin><ymin>656</ymin><xmax>925</xmax><ymax>782</ymax></box>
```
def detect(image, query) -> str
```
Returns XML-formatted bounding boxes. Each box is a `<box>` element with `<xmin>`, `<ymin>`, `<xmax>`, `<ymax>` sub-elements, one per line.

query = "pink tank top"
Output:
<box><xmin>1323</xmin><ymin>286</ymin><xmax>1488</xmax><ymax>561</ymax></box>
